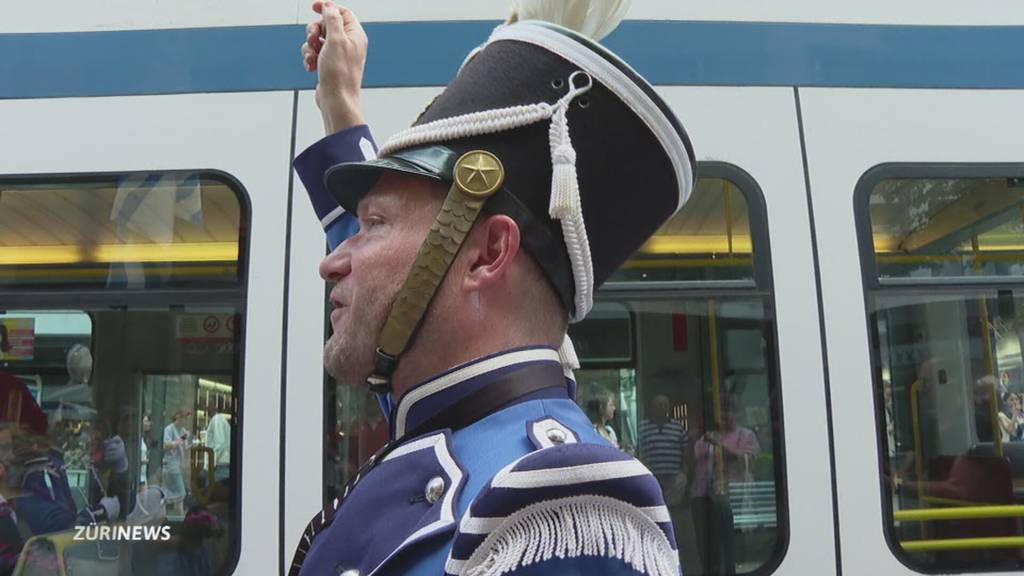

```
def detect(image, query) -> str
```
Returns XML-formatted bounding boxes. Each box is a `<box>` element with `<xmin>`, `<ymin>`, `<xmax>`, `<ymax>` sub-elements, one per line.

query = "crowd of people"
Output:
<box><xmin>0</xmin><ymin>346</ymin><xmax>232</xmax><ymax>575</ymax></box>
<box><xmin>585</xmin><ymin>387</ymin><xmax>764</xmax><ymax>575</ymax></box>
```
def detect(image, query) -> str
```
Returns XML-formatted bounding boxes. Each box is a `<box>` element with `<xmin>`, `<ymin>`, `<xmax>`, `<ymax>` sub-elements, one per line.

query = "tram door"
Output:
<box><xmin>614</xmin><ymin>87</ymin><xmax>838</xmax><ymax>576</ymax></box>
<box><xmin>803</xmin><ymin>89</ymin><xmax>1024</xmax><ymax>575</ymax></box>
<box><xmin>0</xmin><ymin>93</ymin><xmax>293</xmax><ymax>575</ymax></box>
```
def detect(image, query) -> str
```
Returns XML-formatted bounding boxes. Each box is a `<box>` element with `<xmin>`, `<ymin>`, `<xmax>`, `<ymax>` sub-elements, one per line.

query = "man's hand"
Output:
<box><xmin>302</xmin><ymin>1</ymin><xmax>368</xmax><ymax>134</ymax></box>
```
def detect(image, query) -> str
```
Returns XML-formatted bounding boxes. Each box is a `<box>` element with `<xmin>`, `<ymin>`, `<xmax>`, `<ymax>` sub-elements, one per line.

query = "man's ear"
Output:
<box><xmin>463</xmin><ymin>214</ymin><xmax>521</xmax><ymax>292</ymax></box>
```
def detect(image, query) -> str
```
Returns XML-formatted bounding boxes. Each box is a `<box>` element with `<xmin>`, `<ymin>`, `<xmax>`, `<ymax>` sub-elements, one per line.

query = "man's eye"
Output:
<box><xmin>361</xmin><ymin>217</ymin><xmax>385</xmax><ymax>232</ymax></box>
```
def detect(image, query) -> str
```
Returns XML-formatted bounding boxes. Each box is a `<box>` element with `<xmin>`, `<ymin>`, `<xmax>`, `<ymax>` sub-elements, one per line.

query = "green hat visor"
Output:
<box><xmin>324</xmin><ymin>145</ymin><xmax>457</xmax><ymax>214</ymax></box>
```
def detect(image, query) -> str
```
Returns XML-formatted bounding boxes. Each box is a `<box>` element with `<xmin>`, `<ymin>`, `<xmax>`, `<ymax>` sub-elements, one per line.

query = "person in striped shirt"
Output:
<box><xmin>638</xmin><ymin>394</ymin><xmax>691</xmax><ymax>504</ymax></box>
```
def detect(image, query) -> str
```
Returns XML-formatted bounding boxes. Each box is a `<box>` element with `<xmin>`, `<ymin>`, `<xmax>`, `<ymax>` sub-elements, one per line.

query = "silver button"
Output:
<box><xmin>546</xmin><ymin>428</ymin><xmax>567</xmax><ymax>444</ymax></box>
<box><xmin>424</xmin><ymin>476</ymin><xmax>446</xmax><ymax>504</ymax></box>
<box><xmin>339</xmin><ymin>569</ymin><xmax>359</xmax><ymax>576</ymax></box>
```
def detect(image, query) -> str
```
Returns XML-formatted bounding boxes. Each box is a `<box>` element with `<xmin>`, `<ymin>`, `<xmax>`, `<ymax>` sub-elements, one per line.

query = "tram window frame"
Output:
<box><xmin>320</xmin><ymin>161</ymin><xmax>791</xmax><ymax>576</ymax></box>
<box><xmin>0</xmin><ymin>169</ymin><xmax>251</xmax><ymax>576</ymax></box>
<box><xmin>855</xmin><ymin>162</ymin><xmax>1024</xmax><ymax>574</ymax></box>
<box><xmin>601</xmin><ymin>161</ymin><xmax>790</xmax><ymax>576</ymax></box>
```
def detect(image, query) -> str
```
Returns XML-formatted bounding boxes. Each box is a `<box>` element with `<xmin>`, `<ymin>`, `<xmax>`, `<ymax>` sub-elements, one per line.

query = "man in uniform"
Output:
<box><xmin>291</xmin><ymin>2</ymin><xmax>697</xmax><ymax>574</ymax></box>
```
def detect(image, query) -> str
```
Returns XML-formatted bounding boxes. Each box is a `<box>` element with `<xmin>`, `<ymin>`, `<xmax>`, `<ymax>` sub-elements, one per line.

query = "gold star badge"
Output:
<box><xmin>454</xmin><ymin>150</ymin><xmax>504</xmax><ymax>199</ymax></box>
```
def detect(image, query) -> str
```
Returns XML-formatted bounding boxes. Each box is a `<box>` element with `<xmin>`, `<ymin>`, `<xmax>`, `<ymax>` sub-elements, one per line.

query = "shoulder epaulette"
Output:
<box><xmin>444</xmin><ymin>443</ymin><xmax>679</xmax><ymax>576</ymax></box>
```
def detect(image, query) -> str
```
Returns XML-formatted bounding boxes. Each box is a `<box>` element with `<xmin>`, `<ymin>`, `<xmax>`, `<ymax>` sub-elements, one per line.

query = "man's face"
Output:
<box><xmin>320</xmin><ymin>173</ymin><xmax>444</xmax><ymax>386</ymax></box>
<box><xmin>651</xmin><ymin>395</ymin><xmax>670</xmax><ymax>418</ymax></box>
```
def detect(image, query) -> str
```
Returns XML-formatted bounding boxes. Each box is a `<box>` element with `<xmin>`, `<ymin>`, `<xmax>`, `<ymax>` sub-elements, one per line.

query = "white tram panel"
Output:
<box><xmin>0</xmin><ymin>91</ymin><xmax>295</xmax><ymax>576</ymax></box>
<box><xmin>4</xmin><ymin>0</ymin><xmax>1023</xmax><ymax>34</ymax></box>
<box><xmin>801</xmin><ymin>87</ymin><xmax>1024</xmax><ymax>576</ymax></box>
<box><xmin>659</xmin><ymin>86</ymin><xmax>837</xmax><ymax>576</ymax></box>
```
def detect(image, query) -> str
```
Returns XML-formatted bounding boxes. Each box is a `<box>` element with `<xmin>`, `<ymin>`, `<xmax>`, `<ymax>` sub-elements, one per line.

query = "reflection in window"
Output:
<box><xmin>864</xmin><ymin>171</ymin><xmax>1024</xmax><ymax>571</ymax></box>
<box><xmin>869</xmin><ymin>177</ymin><xmax>1024</xmax><ymax>280</ymax></box>
<box><xmin>0</xmin><ymin>172</ymin><xmax>243</xmax><ymax>289</ymax></box>
<box><xmin>571</xmin><ymin>171</ymin><xmax>784</xmax><ymax>576</ymax></box>
<box><xmin>0</xmin><ymin>172</ymin><xmax>245</xmax><ymax>575</ymax></box>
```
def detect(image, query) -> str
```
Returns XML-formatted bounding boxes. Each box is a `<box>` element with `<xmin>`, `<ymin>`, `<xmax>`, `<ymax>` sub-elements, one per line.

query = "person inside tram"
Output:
<box><xmin>84</xmin><ymin>420</ymin><xmax>130</xmax><ymax>522</ymax></box>
<box><xmin>11</xmin><ymin>423</ymin><xmax>77</xmax><ymax>537</ymax></box>
<box><xmin>205</xmin><ymin>406</ymin><xmax>231</xmax><ymax>485</ymax></box>
<box><xmin>162</xmin><ymin>410</ymin><xmax>191</xmax><ymax>516</ymax></box>
<box><xmin>585</xmin><ymin>386</ymin><xmax>620</xmax><ymax>450</ymax></box>
<box><xmin>973</xmin><ymin>374</ymin><xmax>999</xmax><ymax>443</ymax></box>
<box><xmin>1011</xmin><ymin>392</ymin><xmax>1024</xmax><ymax>441</ymax></box>
<box><xmin>155</xmin><ymin>505</ymin><xmax>224</xmax><ymax>576</ymax></box>
<box><xmin>691</xmin><ymin>393</ymin><xmax>761</xmax><ymax>576</ymax></box>
<box><xmin>997</xmin><ymin>391</ymin><xmax>1023</xmax><ymax>442</ymax></box>
<box><xmin>140</xmin><ymin>412</ymin><xmax>153</xmax><ymax>487</ymax></box>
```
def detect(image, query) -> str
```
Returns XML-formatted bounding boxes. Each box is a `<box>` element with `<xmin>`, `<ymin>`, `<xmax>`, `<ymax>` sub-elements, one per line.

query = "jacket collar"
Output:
<box><xmin>391</xmin><ymin>346</ymin><xmax>566</xmax><ymax>440</ymax></box>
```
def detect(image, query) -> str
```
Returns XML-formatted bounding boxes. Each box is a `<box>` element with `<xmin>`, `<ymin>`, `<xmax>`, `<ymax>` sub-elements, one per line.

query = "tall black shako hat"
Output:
<box><xmin>325</xmin><ymin>20</ymin><xmax>695</xmax><ymax>392</ymax></box>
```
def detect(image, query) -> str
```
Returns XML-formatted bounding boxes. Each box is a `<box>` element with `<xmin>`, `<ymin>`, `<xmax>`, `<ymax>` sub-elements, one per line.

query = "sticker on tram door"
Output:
<box><xmin>0</xmin><ymin>318</ymin><xmax>35</xmax><ymax>361</ymax></box>
<box><xmin>175</xmin><ymin>314</ymin><xmax>238</xmax><ymax>355</ymax></box>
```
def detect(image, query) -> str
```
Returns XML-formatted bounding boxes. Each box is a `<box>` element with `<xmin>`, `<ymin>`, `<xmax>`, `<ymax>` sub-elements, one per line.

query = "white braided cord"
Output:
<box><xmin>379</xmin><ymin>71</ymin><xmax>597</xmax><ymax>321</ymax></box>
<box><xmin>378</xmin><ymin>103</ymin><xmax>554</xmax><ymax>157</ymax></box>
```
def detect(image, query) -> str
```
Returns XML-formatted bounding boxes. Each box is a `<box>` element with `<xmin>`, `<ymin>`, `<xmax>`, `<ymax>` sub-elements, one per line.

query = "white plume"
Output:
<box><xmin>507</xmin><ymin>0</ymin><xmax>631</xmax><ymax>41</ymax></box>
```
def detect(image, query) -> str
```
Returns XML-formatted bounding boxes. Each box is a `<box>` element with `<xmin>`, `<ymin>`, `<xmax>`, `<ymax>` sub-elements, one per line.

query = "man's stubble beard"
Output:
<box><xmin>324</xmin><ymin>286</ymin><xmax>400</xmax><ymax>388</ymax></box>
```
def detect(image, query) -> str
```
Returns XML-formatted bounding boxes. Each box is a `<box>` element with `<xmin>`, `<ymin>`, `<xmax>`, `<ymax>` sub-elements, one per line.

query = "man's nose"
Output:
<box><xmin>319</xmin><ymin>242</ymin><xmax>353</xmax><ymax>282</ymax></box>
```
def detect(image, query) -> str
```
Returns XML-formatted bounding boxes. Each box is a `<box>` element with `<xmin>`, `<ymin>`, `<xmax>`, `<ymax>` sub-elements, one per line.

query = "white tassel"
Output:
<box><xmin>461</xmin><ymin>495</ymin><xmax>678</xmax><ymax>576</ymax></box>
<box><xmin>558</xmin><ymin>334</ymin><xmax>580</xmax><ymax>370</ymax></box>
<box><xmin>545</xmin><ymin>72</ymin><xmax>596</xmax><ymax>321</ymax></box>
<box><xmin>548</xmin><ymin>144</ymin><xmax>579</xmax><ymax>220</ymax></box>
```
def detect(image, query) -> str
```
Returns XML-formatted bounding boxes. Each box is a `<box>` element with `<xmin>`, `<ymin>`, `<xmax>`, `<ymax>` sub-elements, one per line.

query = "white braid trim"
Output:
<box><xmin>379</xmin><ymin>102</ymin><xmax>554</xmax><ymax>157</ymax></box>
<box><xmin>455</xmin><ymin>495</ymin><xmax>679</xmax><ymax>576</ymax></box>
<box><xmin>557</xmin><ymin>334</ymin><xmax>580</xmax><ymax>370</ymax></box>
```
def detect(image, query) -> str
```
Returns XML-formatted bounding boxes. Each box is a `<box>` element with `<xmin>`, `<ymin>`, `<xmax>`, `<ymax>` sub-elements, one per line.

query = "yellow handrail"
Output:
<box><xmin>919</xmin><ymin>495</ymin><xmax>986</xmax><ymax>508</ymax></box>
<box><xmin>909</xmin><ymin>379</ymin><xmax>924</xmax><ymax>499</ymax></box>
<box><xmin>901</xmin><ymin>536</ymin><xmax>1024</xmax><ymax>552</ymax></box>
<box><xmin>895</xmin><ymin>505</ymin><xmax>1024</xmax><ymax>522</ymax></box>
<box><xmin>907</xmin><ymin>377</ymin><xmax>929</xmax><ymax>539</ymax></box>
<box><xmin>972</xmin><ymin>235</ymin><xmax>1002</xmax><ymax>457</ymax></box>
<box><xmin>708</xmin><ymin>299</ymin><xmax>725</xmax><ymax>496</ymax></box>
<box><xmin>190</xmin><ymin>445</ymin><xmax>216</xmax><ymax>505</ymax></box>
<box><xmin>723</xmin><ymin>180</ymin><xmax>734</xmax><ymax>256</ymax></box>
<box><xmin>988</xmin><ymin>379</ymin><xmax>1003</xmax><ymax>457</ymax></box>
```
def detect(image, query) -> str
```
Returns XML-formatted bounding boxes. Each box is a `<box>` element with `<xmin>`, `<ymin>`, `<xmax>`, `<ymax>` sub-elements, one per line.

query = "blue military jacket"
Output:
<box><xmin>291</xmin><ymin>131</ymin><xmax>680</xmax><ymax>576</ymax></box>
<box><xmin>292</xmin><ymin>348</ymin><xmax>679</xmax><ymax>576</ymax></box>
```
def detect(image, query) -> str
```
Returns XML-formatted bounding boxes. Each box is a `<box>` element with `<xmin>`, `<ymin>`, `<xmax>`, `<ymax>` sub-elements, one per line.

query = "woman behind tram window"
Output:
<box><xmin>585</xmin><ymin>387</ymin><xmax>620</xmax><ymax>449</ymax></box>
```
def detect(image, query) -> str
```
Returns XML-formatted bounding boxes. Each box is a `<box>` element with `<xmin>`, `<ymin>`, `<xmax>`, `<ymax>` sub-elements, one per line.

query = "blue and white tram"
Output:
<box><xmin>1</xmin><ymin>1</ymin><xmax>1023</xmax><ymax>575</ymax></box>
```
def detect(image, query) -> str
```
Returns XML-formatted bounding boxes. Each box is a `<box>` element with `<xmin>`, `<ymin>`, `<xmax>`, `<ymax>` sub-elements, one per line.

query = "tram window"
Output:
<box><xmin>0</xmin><ymin>172</ymin><xmax>246</xmax><ymax>576</ymax></box>
<box><xmin>868</xmin><ymin>176</ymin><xmax>1024</xmax><ymax>281</ymax></box>
<box><xmin>860</xmin><ymin>167</ymin><xmax>1024</xmax><ymax>572</ymax></box>
<box><xmin>0</xmin><ymin>172</ymin><xmax>244</xmax><ymax>290</ymax></box>
<box><xmin>610</xmin><ymin>176</ymin><xmax>755</xmax><ymax>283</ymax></box>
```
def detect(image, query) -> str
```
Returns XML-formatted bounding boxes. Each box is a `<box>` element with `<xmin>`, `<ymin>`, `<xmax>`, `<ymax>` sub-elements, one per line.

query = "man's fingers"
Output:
<box><xmin>307</xmin><ymin>31</ymin><xmax>323</xmax><ymax>52</ymax></box>
<box><xmin>301</xmin><ymin>44</ymin><xmax>317</xmax><ymax>71</ymax></box>
<box><xmin>338</xmin><ymin>6</ymin><xmax>366</xmax><ymax>43</ymax></box>
<box><xmin>321</xmin><ymin>2</ymin><xmax>347</xmax><ymax>41</ymax></box>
